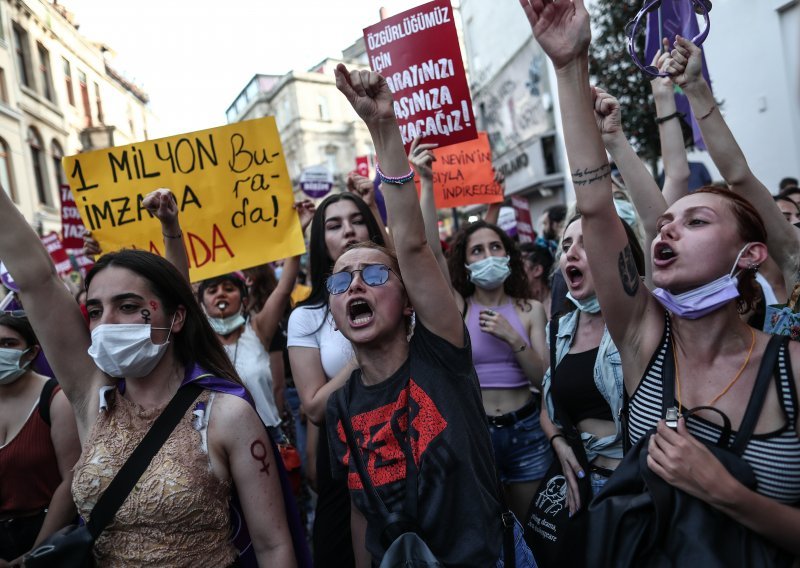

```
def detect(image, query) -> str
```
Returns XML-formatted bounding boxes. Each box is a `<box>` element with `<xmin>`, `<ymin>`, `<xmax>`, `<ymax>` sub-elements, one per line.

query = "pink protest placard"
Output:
<box><xmin>511</xmin><ymin>196</ymin><xmax>535</xmax><ymax>244</ymax></box>
<box><xmin>363</xmin><ymin>0</ymin><xmax>477</xmax><ymax>150</ymax></box>
<box><xmin>60</xmin><ymin>184</ymin><xmax>87</xmax><ymax>250</ymax></box>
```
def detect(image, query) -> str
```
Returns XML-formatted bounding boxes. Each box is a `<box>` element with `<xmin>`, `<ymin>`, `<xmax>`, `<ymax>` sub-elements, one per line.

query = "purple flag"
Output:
<box><xmin>645</xmin><ymin>0</ymin><xmax>712</xmax><ymax>150</ymax></box>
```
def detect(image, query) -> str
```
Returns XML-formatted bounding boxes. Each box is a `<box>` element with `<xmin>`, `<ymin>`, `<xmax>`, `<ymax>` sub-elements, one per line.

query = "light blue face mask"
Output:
<box><xmin>614</xmin><ymin>199</ymin><xmax>638</xmax><ymax>228</ymax></box>
<box><xmin>207</xmin><ymin>313</ymin><xmax>246</xmax><ymax>335</ymax></box>
<box><xmin>466</xmin><ymin>256</ymin><xmax>511</xmax><ymax>290</ymax></box>
<box><xmin>652</xmin><ymin>243</ymin><xmax>751</xmax><ymax>319</ymax></box>
<box><xmin>566</xmin><ymin>292</ymin><xmax>601</xmax><ymax>314</ymax></box>
<box><xmin>0</xmin><ymin>347</ymin><xmax>31</xmax><ymax>385</ymax></box>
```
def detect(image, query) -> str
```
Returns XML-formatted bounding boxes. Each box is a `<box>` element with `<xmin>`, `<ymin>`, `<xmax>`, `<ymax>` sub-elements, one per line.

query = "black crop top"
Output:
<box><xmin>550</xmin><ymin>347</ymin><xmax>614</xmax><ymax>423</ymax></box>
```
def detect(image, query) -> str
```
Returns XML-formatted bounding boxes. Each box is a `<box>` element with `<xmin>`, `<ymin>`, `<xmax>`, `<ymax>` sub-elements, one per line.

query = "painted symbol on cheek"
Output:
<box><xmin>149</xmin><ymin>301</ymin><xmax>158</xmax><ymax>312</ymax></box>
<box><xmin>141</xmin><ymin>309</ymin><xmax>151</xmax><ymax>324</ymax></box>
<box><xmin>250</xmin><ymin>440</ymin><xmax>270</xmax><ymax>475</ymax></box>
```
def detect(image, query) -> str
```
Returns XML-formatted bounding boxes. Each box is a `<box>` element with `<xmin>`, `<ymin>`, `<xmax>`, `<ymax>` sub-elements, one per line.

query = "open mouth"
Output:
<box><xmin>566</xmin><ymin>266</ymin><xmax>584</xmax><ymax>287</ymax></box>
<box><xmin>348</xmin><ymin>299</ymin><xmax>374</xmax><ymax>327</ymax></box>
<box><xmin>654</xmin><ymin>242</ymin><xmax>677</xmax><ymax>265</ymax></box>
<box><xmin>216</xmin><ymin>301</ymin><xmax>228</xmax><ymax>310</ymax></box>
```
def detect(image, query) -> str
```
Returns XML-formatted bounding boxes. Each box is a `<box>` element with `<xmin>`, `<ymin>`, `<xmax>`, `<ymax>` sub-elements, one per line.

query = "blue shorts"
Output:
<box><xmin>488</xmin><ymin>405</ymin><xmax>552</xmax><ymax>484</ymax></box>
<box><xmin>495</xmin><ymin>517</ymin><xmax>538</xmax><ymax>568</ymax></box>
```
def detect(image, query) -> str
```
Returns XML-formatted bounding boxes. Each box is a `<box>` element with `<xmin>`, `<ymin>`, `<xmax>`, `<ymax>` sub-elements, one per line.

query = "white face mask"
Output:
<box><xmin>0</xmin><ymin>347</ymin><xmax>31</xmax><ymax>385</ymax></box>
<box><xmin>206</xmin><ymin>313</ymin><xmax>246</xmax><ymax>335</ymax></box>
<box><xmin>87</xmin><ymin>315</ymin><xmax>175</xmax><ymax>378</ymax></box>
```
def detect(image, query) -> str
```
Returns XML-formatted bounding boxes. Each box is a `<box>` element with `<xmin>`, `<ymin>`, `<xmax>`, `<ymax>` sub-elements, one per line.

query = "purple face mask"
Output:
<box><xmin>652</xmin><ymin>243</ymin><xmax>751</xmax><ymax>319</ymax></box>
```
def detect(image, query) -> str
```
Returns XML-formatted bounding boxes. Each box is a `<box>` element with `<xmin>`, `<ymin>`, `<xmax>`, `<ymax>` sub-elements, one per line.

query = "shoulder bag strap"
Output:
<box><xmin>85</xmin><ymin>383</ymin><xmax>203</xmax><ymax>538</ymax></box>
<box><xmin>661</xmin><ymin>327</ymin><xmax>676</xmax><ymax>416</ymax></box>
<box><xmin>38</xmin><ymin>378</ymin><xmax>59</xmax><ymax>427</ymax></box>
<box><xmin>334</xmin><ymin>385</ymin><xmax>393</xmax><ymax>520</ymax></box>
<box><xmin>730</xmin><ymin>335</ymin><xmax>786</xmax><ymax>455</ymax></box>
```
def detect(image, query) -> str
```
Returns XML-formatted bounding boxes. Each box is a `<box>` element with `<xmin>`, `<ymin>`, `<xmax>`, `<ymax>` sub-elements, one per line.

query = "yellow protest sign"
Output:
<box><xmin>62</xmin><ymin>117</ymin><xmax>305</xmax><ymax>282</ymax></box>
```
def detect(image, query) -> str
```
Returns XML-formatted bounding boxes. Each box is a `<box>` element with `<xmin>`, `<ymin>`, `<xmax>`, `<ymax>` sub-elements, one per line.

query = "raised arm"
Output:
<box><xmin>651</xmin><ymin>40</ymin><xmax>690</xmax><ymax>205</ymax></box>
<box><xmin>409</xmin><ymin>137</ymin><xmax>452</xmax><ymax>287</ymax></box>
<box><xmin>251</xmin><ymin>200</ymin><xmax>315</xmax><ymax>346</ymax></box>
<box><xmin>334</xmin><ymin>65</ymin><xmax>463</xmax><ymax>346</ymax></box>
<box><xmin>520</xmin><ymin>0</ymin><xmax>656</xmax><ymax>348</ymax></box>
<box><xmin>142</xmin><ymin>188</ymin><xmax>191</xmax><ymax>283</ymax></box>
<box><xmin>483</xmin><ymin>171</ymin><xmax>506</xmax><ymax>225</ymax></box>
<box><xmin>595</xmin><ymin>87</ymin><xmax>666</xmax><ymax>286</ymax></box>
<box><xmin>664</xmin><ymin>36</ymin><xmax>800</xmax><ymax>286</ymax></box>
<box><xmin>0</xmin><ymin>188</ymin><xmax>99</xmax><ymax>413</ymax></box>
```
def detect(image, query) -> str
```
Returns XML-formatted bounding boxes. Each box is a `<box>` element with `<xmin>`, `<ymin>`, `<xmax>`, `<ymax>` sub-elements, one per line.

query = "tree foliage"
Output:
<box><xmin>588</xmin><ymin>0</ymin><xmax>660</xmax><ymax>170</ymax></box>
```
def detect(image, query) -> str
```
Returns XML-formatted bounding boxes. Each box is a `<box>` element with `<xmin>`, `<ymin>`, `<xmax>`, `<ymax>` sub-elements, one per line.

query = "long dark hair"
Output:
<box><xmin>447</xmin><ymin>220</ymin><xmax>531</xmax><ymax>300</ymax></box>
<box><xmin>298</xmin><ymin>193</ymin><xmax>386</xmax><ymax>310</ymax></box>
<box><xmin>85</xmin><ymin>250</ymin><xmax>242</xmax><ymax>385</ymax></box>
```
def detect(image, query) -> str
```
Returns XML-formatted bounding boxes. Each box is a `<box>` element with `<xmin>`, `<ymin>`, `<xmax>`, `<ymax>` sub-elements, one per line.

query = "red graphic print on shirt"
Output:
<box><xmin>337</xmin><ymin>379</ymin><xmax>448</xmax><ymax>489</ymax></box>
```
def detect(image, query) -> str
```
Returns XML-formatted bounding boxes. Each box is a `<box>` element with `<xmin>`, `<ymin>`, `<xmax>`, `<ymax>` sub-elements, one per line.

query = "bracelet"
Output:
<box><xmin>655</xmin><ymin>111</ymin><xmax>685</xmax><ymax>125</ymax></box>
<box><xmin>698</xmin><ymin>104</ymin><xmax>716</xmax><ymax>120</ymax></box>
<box><xmin>513</xmin><ymin>343</ymin><xmax>527</xmax><ymax>353</ymax></box>
<box><xmin>549</xmin><ymin>433</ymin><xmax>566</xmax><ymax>448</ymax></box>
<box><xmin>162</xmin><ymin>231</ymin><xmax>183</xmax><ymax>239</ymax></box>
<box><xmin>375</xmin><ymin>163</ymin><xmax>415</xmax><ymax>186</ymax></box>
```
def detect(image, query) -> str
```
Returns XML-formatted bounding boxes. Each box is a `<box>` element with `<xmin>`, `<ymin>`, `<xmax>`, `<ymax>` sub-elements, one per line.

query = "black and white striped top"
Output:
<box><xmin>628</xmin><ymin>317</ymin><xmax>800</xmax><ymax>504</ymax></box>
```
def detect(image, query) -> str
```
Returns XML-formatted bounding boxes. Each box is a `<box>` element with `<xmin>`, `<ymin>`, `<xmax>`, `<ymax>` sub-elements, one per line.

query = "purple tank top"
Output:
<box><xmin>466</xmin><ymin>299</ymin><xmax>531</xmax><ymax>389</ymax></box>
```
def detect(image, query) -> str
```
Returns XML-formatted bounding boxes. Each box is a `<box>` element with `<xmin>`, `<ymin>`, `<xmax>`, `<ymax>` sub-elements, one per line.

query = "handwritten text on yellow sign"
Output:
<box><xmin>63</xmin><ymin>117</ymin><xmax>305</xmax><ymax>282</ymax></box>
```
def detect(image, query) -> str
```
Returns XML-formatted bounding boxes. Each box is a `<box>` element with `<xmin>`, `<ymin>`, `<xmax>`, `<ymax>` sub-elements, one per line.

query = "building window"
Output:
<box><xmin>12</xmin><ymin>23</ymin><xmax>32</xmax><ymax>89</ymax></box>
<box><xmin>0</xmin><ymin>68</ymin><xmax>8</xmax><ymax>104</ymax></box>
<box><xmin>78</xmin><ymin>70</ymin><xmax>91</xmax><ymax>127</ymax></box>
<box><xmin>63</xmin><ymin>58</ymin><xmax>74</xmax><ymax>106</ymax></box>
<box><xmin>0</xmin><ymin>138</ymin><xmax>15</xmax><ymax>202</ymax></box>
<box><xmin>28</xmin><ymin>127</ymin><xmax>50</xmax><ymax>205</ymax></box>
<box><xmin>51</xmin><ymin>140</ymin><xmax>65</xmax><ymax>188</ymax></box>
<box><xmin>37</xmin><ymin>43</ymin><xmax>54</xmax><ymax>102</ymax></box>
<box><xmin>94</xmin><ymin>82</ymin><xmax>103</xmax><ymax>124</ymax></box>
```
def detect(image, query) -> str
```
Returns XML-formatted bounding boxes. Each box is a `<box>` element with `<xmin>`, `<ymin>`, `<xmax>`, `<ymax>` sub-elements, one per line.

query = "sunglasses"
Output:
<box><xmin>326</xmin><ymin>264</ymin><xmax>398</xmax><ymax>295</ymax></box>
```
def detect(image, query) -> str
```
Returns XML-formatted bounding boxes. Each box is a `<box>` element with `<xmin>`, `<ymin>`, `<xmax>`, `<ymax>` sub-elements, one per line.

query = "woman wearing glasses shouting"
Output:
<box><xmin>323</xmin><ymin>66</ymin><xmax>535</xmax><ymax>567</ymax></box>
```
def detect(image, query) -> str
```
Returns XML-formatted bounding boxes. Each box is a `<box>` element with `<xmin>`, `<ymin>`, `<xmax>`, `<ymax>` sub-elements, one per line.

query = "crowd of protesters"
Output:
<box><xmin>0</xmin><ymin>0</ymin><xmax>798</xmax><ymax>566</ymax></box>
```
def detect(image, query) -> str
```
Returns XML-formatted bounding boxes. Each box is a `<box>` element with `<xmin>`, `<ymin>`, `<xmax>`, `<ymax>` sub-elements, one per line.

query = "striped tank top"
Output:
<box><xmin>628</xmin><ymin>316</ymin><xmax>800</xmax><ymax>504</ymax></box>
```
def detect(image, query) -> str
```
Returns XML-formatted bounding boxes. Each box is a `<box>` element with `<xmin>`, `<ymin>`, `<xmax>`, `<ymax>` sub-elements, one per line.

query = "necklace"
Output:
<box><xmin>672</xmin><ymin>327</ymin><xmax>756</xmax><ymax>412</ymax></box>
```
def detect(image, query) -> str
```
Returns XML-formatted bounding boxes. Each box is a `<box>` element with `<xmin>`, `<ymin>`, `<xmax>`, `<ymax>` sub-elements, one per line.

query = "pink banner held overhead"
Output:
<box><xmin>363</xmin><ymin>0</ymin><xmax>477</xmax><ymax>150</ymax></box>
<box><xmin>511</xmin><ymin>196</ymin><xmax>535</xmax><ymax>244</ymax></box>
<box><xmin>60</xmin><ymin>184</ymin><xmax>87</xmax><ymax>250</ymax></box>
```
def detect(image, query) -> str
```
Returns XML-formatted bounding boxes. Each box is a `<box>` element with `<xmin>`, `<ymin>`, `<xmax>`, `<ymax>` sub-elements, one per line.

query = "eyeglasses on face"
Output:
<box><xmin>326</xmin><ymin>264</ymin><xmax>398</xmax><ymax>295</ymax></box>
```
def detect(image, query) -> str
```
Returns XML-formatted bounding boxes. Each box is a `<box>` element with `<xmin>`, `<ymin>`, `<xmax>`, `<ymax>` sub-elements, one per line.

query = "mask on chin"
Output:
<box><xmin>206</xmin><ymin>313</ymin><xmax>246</xmax><ymax>335</ymax></box>
<box><xmin>466</xmin><ymin>256</ymin><xmax>511</xmax><ymax>290</ymax></box>
<box><xmin>0</xmin><ymin>347</ymin><xmax>32</xmax><ymax>385</ymax></box>
<box><xmin>652</xmin><ymin>243</ymin><xmax>751</xmax><ymax>319</ymax></box>
<box><xmin>567</xmin><ymin>292</ymin><xmax>601</xmax><ymax>314</ymax></box>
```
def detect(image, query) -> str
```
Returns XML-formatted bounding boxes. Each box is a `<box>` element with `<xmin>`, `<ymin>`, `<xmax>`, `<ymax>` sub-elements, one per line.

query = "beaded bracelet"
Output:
<box><xmin>376</xmin><ymin>163</ymin><xmax>415</xmax><ymax>186</ymax></box>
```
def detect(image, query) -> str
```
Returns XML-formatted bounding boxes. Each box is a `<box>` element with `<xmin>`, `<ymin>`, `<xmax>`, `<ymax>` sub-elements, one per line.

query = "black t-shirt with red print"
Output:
<box><xmin>327</xmin><ymin>321</ymin><xmax>503</xmax><ymax>566</ymax></box>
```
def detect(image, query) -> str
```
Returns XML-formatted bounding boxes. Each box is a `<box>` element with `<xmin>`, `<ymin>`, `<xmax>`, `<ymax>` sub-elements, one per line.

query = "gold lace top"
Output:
<box><xmin>72</xmin><ymin>388</ymin><xmax>237</xmax><ymax>567</ymax></box>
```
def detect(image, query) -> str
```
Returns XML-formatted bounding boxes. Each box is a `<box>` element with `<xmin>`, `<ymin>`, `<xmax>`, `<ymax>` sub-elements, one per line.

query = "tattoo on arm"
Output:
<box><xmin>618</xmin><ymin>245</ymin><xmax>640</xmax><ymax>297</ymax></box>
<box><xmin>571</xmin><ymin>164</ymin><xmax>611</xmax><ymax>187</ymax></box>
<box><xmin>250</xmin><ymin>440</ymin><xmax>271</xmax><ymax>476</ymax></box>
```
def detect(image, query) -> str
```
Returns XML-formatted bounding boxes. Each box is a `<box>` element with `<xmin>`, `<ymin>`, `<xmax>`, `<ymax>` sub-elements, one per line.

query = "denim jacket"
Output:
<box><xmin>542</xmin><ymin>310</ymin><xmax>624</xmax><ymax>462</ymax></box>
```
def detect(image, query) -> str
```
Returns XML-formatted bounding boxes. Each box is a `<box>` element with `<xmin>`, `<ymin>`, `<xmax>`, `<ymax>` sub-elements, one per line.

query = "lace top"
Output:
<box><xmin>72</xmin><ymin>388</ymin><xmax>237</xmax><ymax>567</ymax></box>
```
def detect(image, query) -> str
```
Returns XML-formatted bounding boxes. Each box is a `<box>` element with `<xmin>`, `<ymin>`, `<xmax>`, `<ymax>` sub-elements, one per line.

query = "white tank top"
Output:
<box><xmin>223</xmin><ymin>320</ymin><xmax>281</xmax><ymax>426</ymax></box>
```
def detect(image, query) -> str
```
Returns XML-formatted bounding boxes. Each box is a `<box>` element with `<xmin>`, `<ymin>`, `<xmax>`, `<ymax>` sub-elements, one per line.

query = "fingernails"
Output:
<box><xmin>577</xmin><ymin>470</ymin><xmax>585</xmax><ymax>479</ymax></box>
<box><xmin>568</xmin><ymin>511</ymin><xmax>573</xmax><ymax>518</ymax></box>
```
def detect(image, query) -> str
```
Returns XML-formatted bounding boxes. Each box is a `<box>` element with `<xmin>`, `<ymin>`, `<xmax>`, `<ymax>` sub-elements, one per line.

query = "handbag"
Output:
<box><xmin>764</xmin><ymin>282</ymin><xmax>800</xmax><ymax>341</ymax></box>
<box><xmin>587</xmin><ymin>334</ymin><xmax>794</xmax><ymax>567</ymax></box>
<box><xmin>335</xmin><ymin>382</ymin><xmax>442</xmax><ymax>567</ymax></box>
<box><xmin>25</xmin><ymin>384</ymin><xmax>203</xmax><ymax>568</ymax></box>
<box><xmin>523</xmin><ymin>313</ymin><xmax>592</xmax><ymax>568</ymax></box>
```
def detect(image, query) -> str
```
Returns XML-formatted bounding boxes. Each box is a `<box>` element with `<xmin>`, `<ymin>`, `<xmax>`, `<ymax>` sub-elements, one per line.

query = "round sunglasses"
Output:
<box><xmin>326</xmin><ymin>264</ymin><xmax>399</xmax><ymax>295</ymax></box>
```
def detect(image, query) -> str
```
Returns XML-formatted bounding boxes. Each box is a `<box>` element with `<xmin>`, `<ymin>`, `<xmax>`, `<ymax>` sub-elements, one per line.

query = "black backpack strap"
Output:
<box><xmin>730</xmin><ymin>335</ymin><xmax>786</xmax><ymax>455</ymax></box>
<box><xmin>85</xmin><ymin>383</ymin><xmax>203</xmax><ymax>538</ymax></box>
<box><xmin>38</xmin><ymin>378</ymin><xmax>59</xmax><ymax>427</ymax></box>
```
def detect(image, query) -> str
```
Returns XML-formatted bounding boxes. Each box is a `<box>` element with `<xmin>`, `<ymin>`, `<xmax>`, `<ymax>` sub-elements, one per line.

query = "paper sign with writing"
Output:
<box><xmin>60</xmin><ymin>184</ymin><xmax>87</xmax><ymax>250</ymax></box>
<box><xmin>40</xmin><ymin>232</ymin><xmax>73</xmax><ymax>278</ymax></box>
<box><xmin>355</xmin><ymin>156</ymin><xmax>370</xmax><ymax>177</ymax></box>
<box><xmin>62</xmin><ymin>117</ymin><xmax>306</xmax><ymax>282</ymax></box>
<box><xmin>419</xmin><ymin>132</ymin><xmax>502</xmax><ymax>208</ymax></box>
<box><xmin>300</xmin><ymin>164</ymin><xmax>333</xmax><ymax>199</ymax></box>
<box><xmin>511</xmin><ymin>196</ymin><xmax>535</xmax><ymax>244</ymax></box>
<box><xmin>363</xmin><ymin>0</ymin><xmax>477</xmax><ymax>149</ymax></box>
